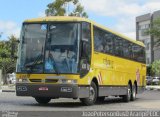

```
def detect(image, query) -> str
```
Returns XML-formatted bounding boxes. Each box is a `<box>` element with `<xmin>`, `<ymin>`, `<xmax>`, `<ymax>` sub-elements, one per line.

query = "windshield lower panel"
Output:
<box><xmin>17</xmin><ymin>23</ymin><xmax>80</xmax><ymax>74</ymax></box>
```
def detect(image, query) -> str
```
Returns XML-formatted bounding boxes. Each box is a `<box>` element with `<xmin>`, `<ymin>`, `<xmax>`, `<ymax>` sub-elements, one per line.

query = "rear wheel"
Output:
<box><xmin>80</xmin><ymin>82</ymin><xmax>97</xmax><ymax>106</ymax></box>
<box><xmin>35</xmin><ymin>97</ymin><xmax>51</xmax><ymax>104</ymax></box>
<box><xmin>122</xmin><ymin>84</ymin><xmax>132</xmax><ymax>102</ymax></box>
<box><xmin>131</xmin><ymin>84</ymin><xmax>136</xmax><ymax>101</ymax></box>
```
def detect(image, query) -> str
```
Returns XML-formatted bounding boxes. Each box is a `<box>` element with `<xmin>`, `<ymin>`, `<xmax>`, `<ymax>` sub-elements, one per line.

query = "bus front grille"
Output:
<box><xmin>29</xmin><ymin>79</ymin><xmax>42</xmax><ymax>83</ymax></box>
<box><xmin>45</xmin><ymin>79</ymin><xmax>58</xmax><ymax>83</ymax></box>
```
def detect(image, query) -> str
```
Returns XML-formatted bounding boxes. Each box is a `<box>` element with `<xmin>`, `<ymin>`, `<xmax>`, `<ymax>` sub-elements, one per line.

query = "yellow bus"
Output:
<box><xmin>16</xmin><ymin>16</ymin><xmax>146</xmax><ymax>105</ymax></box>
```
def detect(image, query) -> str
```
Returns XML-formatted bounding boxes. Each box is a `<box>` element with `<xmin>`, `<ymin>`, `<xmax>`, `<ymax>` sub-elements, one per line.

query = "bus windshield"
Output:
<box><xmin>17</xmin><ymin>23</ymin><xmax>80</xmax><ymax>74</ymax></box>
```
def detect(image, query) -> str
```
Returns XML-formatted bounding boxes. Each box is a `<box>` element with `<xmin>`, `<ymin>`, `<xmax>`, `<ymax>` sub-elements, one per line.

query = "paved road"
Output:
<box><xmin>0</xmin><ymin>90</ymin><xmax>160</xmax><ymax>117</ymax></box>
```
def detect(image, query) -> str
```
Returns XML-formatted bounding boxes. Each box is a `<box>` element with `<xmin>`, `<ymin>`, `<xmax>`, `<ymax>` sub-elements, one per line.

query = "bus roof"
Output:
<box><xmin>24</xmin><ymin>16</ymin><xmax>145</xmax><ymax>47</ymax></box>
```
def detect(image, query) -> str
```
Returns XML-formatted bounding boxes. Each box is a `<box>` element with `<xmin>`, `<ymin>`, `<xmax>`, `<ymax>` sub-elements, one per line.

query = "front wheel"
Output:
<box><xmin>80</xmin><ymin>82</ymin><xmax>97</xmax><ymax>106</ymax></box>
<box><xmin>35</xmin><ymin>97</ymin><xmax>51</xmax><ymax>104</ymax></box>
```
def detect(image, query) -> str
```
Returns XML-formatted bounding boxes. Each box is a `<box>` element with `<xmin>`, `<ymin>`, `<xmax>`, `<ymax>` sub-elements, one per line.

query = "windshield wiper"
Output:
<box><xmin>25</xmin><ymin>46</ymin><xmax>44</xmax><ymax>69</ymax></box>
<box><xmin>25</xmin><ymin>55</ymin><xmax>43</xmax><ymax>68</ymax></box>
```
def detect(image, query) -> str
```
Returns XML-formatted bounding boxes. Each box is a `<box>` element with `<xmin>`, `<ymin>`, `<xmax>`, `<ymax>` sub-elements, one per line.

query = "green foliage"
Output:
<box><xmin>0</xmin><ymin>35</ymin><xmax>18</xmax><ymax>84</ymax></box>
<box><xmin>147</xmin><ymin>65</ymin><xmax>153</xmax><ymax>76</ymax></box>
<box><xmin>147</xmin><ymin>17</ymin><xmax>160</xmax><ymax>46</ymax></box>
<box><xmin>151</xmin><ymin>60</ymin><xmax>160</xmax><ymax>76</ymax></box>
<box><xmin>45</xmin><ymin>0</ymin><xmax>88</xmax><ymax>18</ymax></box>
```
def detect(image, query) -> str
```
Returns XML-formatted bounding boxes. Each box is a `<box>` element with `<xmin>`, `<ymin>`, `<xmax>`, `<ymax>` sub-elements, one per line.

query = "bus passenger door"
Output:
<box><xmin>80</xmin><ymin>22</ymin><xmax>91</xmax><ymax>78</ymax></box>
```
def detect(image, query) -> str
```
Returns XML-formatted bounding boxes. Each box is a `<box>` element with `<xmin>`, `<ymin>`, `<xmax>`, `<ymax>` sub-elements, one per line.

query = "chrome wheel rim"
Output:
<box><xmin>128</xmin><ymin>88</ymin><xmax>131</xmax><ymax>100</ymax></box>
<box><xmin>89</xmin><ymin>86</ymin><xmax>95</xmax><ymax>101</ymax></box>
<box><xmin>132</xmin><ymin>87</ymin><xmax>136</xmax><ymax>99</ymax></box>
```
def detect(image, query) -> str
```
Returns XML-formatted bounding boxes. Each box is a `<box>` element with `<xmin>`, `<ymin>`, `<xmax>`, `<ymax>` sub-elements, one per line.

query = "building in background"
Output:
<box><xmin>136</xmin><ymin>10</ymin><xmax>160</xmax><ymax>66</ymax></box>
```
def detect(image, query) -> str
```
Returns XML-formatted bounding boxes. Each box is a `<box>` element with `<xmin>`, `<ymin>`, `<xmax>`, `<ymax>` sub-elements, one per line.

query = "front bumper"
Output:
<box><xmin>16</xmin><ymin>83</ymin><xmax>89</xmax><ymax>98</ymax></box>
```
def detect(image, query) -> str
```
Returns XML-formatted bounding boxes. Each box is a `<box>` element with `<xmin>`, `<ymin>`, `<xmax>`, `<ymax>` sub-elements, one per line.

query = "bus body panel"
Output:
<box><xmin>16</xmin><ymin>16</ymin><xmax>146</xmax><ymax>99</ymax></box>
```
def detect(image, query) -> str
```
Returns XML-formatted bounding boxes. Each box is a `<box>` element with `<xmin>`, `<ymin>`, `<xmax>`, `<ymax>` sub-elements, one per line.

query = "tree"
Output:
<box><xmin>0</xmin><ymin>35</ymin><xmax>18</xmax><ymax>84</ymax></box>
<box><xmin>147</xmin><ymin>17</ymin><xmax>160</xmax><ymax>46</ymax></box>
<box><xmin>147</xmin><ymin>65</ymin><xmax>152</xmax><ymax>76</ymax></box>
<box><xmin>45</xmin><ymin>0</ymin><xmax>88</xmax><ymax>18</ymax></box>
<box><xmin>151</xmin><ymin>60</ymin><xmax>160</xmax><ymax>76</ymax></box>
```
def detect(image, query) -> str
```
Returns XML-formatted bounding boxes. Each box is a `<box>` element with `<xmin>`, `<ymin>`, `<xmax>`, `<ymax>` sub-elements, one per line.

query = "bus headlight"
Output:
<box><xmin>58</xmin><ymin>79</ymin><xmax>77</xmax><ymax>84</ymax></box>
<box><xmin>16</xmin><ymin>78</ymin><xmax>29</xmax><ymax>83</ymax></box>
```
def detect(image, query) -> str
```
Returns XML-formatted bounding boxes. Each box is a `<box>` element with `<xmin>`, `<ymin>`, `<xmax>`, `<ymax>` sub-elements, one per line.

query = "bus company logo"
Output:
<box><xmin>98</xmin><ymin>72</ymin><xmax>103</xmax><ymax>85</ymax></box>
<box><xmin>136</xmin><ymin>69</ymin><xmax>140</xmax><ymax>85</ymax></box>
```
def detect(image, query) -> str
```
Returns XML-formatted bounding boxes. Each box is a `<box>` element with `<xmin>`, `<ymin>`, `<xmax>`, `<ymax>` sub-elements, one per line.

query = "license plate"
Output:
<box><xmin>61</xmin><ymin>87</ymin><xmax>72</xmax><ymax>92</ymax></box>
<box><xmin>38</xmin><ymin>87</ymin><xmax>48</xmax><ymax>91</ymax></box>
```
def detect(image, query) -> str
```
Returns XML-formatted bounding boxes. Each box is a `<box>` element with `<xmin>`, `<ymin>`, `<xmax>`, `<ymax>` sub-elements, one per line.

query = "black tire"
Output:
<box><xmin>35</xmin><ymin>97</ymin><xmax>51</xmax><ymax>104</ymax></box>
<box><xmin>96</xmin><ymin>97</ymin><xmax>105</xmax><ymax>103</ymax></box>
<box><xmin>80</xmin><ymin>82</ymin><xmax>97</xmax><ymax>106</ymax></box>
<box><xmin>122</xmin><ymin>84</ymin><xmax>132</xmax><ymax>102</ymax></box>
<box><xmin>131</xmin><ymin>84</ymin><xmax>136</xmax><ymax>101</ymax></box>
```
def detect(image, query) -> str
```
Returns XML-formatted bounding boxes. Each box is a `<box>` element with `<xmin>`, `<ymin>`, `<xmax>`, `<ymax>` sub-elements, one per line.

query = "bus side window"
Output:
<box><xmin>93</xmin><ymin>26</ymin><xmax>104</xmax><ymax>53</ymax></box>
<box><xmin>104</xmin><ymin>32</ymin><xmax>114</xmax><ymax>54</ymax></box>
<box><xmin>114</xmin><ymin>36</ymin><xmax>123</xmax><ymax>57</ymax></box>
<box><xmin>123</xmin><ymin>40</ymin><xmax>133</xmax><ymax>59</ymax></box>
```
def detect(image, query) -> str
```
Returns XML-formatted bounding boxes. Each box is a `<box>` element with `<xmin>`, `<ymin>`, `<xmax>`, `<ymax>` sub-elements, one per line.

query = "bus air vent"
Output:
<box><xmin>45</xmin><ymin>79</ymin><xmax>58</xmax><ymax>83</ymax></box>
<box><xmin>29</xmin><ymin>79</ymin><xmax>42</xmax><ymax>83</ymax></box>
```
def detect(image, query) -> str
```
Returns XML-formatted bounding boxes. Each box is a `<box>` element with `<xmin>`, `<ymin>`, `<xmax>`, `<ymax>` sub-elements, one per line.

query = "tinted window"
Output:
<box><xmin>80</xmin><ymin>22</ymin><xmax>91</xmax><ymax>77</ymax></box>
<box><xmin>81</xmin><ymin>22</ymin><xmax>91</xmax><ymax>62</ymax></box>
<box><xmin>114</xmin><ymin>36</ymin><xmax>123</xmax><ymax>56</ymax></box>
<box><xmin>93</xmin><ymin>26</ymin><xmax>145</xmax><ymax>63</ymax></box>
<box><xmin>94</xmin><ymin>27</ymin><xmax>104</xmax><ymax>52</ymax></box>
<box><xmin>82</xmin><ymin>22</ymin><xmax>91</xmax><ymax>42</ymax></box>
<box><xmin>104</xmin><ymin>32</ymin><xmax>114</xmax><ymax>54</ymax></box>
<box><xmin>123</xmin><ymin>40</ymin><xmax>132</xmax><ymax>59</ymax></box>
<box><xmin>94</xmin><ymin>26</ymin><xmax>114</xmax><ymax>54</ymax></box>
<box><xmin>132</xmin><ymin>44</ymin><xmax>145</xmax><ymax>63</ymax></box>
<box><xmin>139</xmin><ymin>47</ymin><xmax>146</xmax><ymax>63</ymax></box>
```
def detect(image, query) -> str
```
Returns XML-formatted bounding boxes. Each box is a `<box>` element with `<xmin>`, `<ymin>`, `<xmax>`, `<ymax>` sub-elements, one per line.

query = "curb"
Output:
<box><xmin>145</xmin><ymin>86</ymin><xmax>160</xmax><ymax>91</ymax></box>
<box><xmin>2</xmin><ymin>90</ymin><xmax>15</xmax><ymax>92</ymax></box>
<box><xmin>1</xmin><ymin>86</ymin><xmax>15</xmax><ymax>92</ymax></box>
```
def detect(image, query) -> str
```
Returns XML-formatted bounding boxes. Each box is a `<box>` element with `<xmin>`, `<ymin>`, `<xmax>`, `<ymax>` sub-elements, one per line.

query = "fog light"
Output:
<box><xmin>17</xmin><ymin>86</ymin><xmax>27</xmax><ymax>91</ymax></box>
<box><xmin>17</xmin><ymin>78</ymin><xmax>28</xmax><ymax>83</ymax></box>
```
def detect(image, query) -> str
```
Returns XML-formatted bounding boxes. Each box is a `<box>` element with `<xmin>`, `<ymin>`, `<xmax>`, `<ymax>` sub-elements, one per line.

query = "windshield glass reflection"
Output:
<box><xmin>17</xmin><ymin>24</ymin><xmax>46</xmax><ymax>73</ymax></box>
<box><xmin>45</xmin><ymin>23</ymin><xmax>80</xmax><ymax>74</ymax></box>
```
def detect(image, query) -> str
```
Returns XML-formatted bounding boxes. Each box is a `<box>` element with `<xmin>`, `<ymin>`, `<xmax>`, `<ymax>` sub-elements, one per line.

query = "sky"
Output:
<box><xmin>0</xmin><ymin>0</ymin><xmax>160</xmax><ymax>40</ymax></box>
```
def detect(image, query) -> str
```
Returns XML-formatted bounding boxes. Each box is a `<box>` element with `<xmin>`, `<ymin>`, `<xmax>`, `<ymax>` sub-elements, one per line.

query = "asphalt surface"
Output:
<box><xmin>0</xmin><ymin>90</ymin><xmax>160</xmax><ymax>117</ymax></box>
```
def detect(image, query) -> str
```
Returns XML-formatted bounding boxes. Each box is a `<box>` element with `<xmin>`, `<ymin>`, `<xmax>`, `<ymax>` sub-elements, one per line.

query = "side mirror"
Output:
<box><xmin>80</xmin><ymin>59</ymin><xmax>90</xmax><ymax>77</ymax></box>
